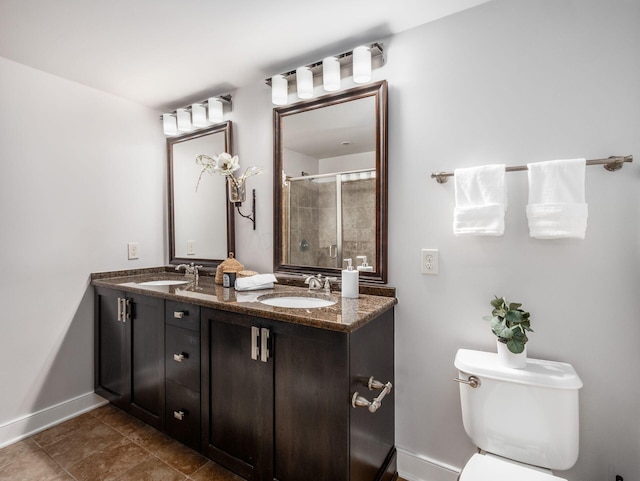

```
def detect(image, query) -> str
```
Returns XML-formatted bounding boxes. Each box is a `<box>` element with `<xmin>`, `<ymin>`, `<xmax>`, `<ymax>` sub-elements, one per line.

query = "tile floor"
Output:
<box><xmin>0</xmin><ymin>404</ymin><xmax>241</xmax><ymax>481</ymax></box>
<box><xmin>0</xmin><ymin>403</ymin><xmax>407</xmax><ymax>481</ymax></box>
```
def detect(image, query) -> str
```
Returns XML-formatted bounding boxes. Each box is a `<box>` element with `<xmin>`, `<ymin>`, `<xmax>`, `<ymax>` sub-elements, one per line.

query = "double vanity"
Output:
<box><xmin>92</xmin><ymin>267</ymin><xmax>397</xmax><ymax>481</ymax></box>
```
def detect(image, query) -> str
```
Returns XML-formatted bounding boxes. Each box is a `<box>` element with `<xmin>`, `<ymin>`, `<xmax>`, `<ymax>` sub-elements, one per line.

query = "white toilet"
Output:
<box><xmin>454</xmin><ymin>349</ymin><xmax>583</xmax><ymax>481</ymax></box>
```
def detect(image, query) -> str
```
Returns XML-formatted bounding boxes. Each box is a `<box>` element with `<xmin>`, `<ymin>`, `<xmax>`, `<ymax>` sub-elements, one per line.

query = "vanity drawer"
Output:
<box><xmin>166</xmin><ymin>325</ymin><xmax>200</xmax><ymax>392</ymax></box>
<box><xmin>166</xmin><ymin>380</ymin><xmax>200</xmax><ymax>450</ymax></box>
<box><xmin>166</xmin><ymin>301</ymin><xmax>200</xmax><ymax>332</ymax></box>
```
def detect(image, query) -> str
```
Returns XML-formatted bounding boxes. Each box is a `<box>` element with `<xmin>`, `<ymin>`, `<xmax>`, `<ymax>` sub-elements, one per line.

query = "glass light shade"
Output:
<box><xmin>353</xmin><ymin>46</ymin><xmax>372</xmax><ymax>84</ymax></box>
<box><xmin>322</xmin><ymin>57</ymin><xmax>340</xmax><ymax>91</ymax></box>
<box><xmin>176</xmin><ymin>108</ymin><xmax>192</xmax><ymax>132</ymax></box>
<box><xmin>192</xmin><ymin>103</ymin><xmax>207</xmax><ymax>128</ymax></box>
<box><xmin>271</xmin><ymin>74</ymin><xmax>288</xmax><ymax>105</ymax></box>
<box><xmin>208</xmin><ymin>97</ymin><xmax>224</xmax><ymax>123</ymax></box>
<box><xmin>296</xmin><ymin>66</ymin><xmax>313</xmax><ymax>99</ymax></box>
<box><xmin>162</xmin><ymin>113</ymin><xmax>177</xmax><ymax>136</ymax></box>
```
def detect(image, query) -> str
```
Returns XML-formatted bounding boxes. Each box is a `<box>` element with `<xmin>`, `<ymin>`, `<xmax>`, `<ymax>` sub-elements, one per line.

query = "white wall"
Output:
<box><xmin>232</xmin><ymin>1</ymin><xmax>640</xmax><ymax>480</ymax></box>
<box><xmin>0</xmin><ymin>57</ymin><xmax>166</xmax><ymax>444</ymax></box>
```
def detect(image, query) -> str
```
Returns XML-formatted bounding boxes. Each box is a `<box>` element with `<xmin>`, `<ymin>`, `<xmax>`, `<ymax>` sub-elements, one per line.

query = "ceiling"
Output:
<box><xmin>0</xmin><ymin>0</ymin><xmax>490</xmax><ymax>112</ymax></box>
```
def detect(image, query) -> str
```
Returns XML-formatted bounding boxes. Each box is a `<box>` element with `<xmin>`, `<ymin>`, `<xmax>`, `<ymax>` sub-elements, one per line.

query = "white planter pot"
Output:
<box><xmin>496</xmin><ymin>340</ymin><xmax>527</xmax><ymax>369</ymax></box>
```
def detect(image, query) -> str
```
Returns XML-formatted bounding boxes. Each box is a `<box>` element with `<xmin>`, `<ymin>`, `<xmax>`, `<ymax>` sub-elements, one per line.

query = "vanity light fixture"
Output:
<box><xmin>322</xmin><ymin>56</ymin><xmax>341</xmax><ymax>91</ymax></box>
<box><xmin>271</xmin><ymin>74</ymin><xmax>288</xmax><ymax>105</ymax></box>
<box><xmin>352</xmin><ymin>45</ymin><xmax>372</xmax><ymax>83</ymax></box>
<box><xmin>176</xmin><ymin>108</ymin><xmax>192</xmax><ymax>132</ymax></box>
<box><xmin>207</xmin><ymin>97</ymin><xmax>224</xmax><ymax>123</ymax></box>
<box><xmin>160</xmin><ymin>95</ymin><xmax>232</xmax><ymax>136</ymax></box>
<box><xmin>191</xmin><ymin>103</ymin><xmax>207</xmax><ymax>128</ymax></box>
<box><xmin>296</xmin><ymin>66</ymin><xmax>314</xmax><ymax>99</ymax></box>
<box><xmin>265</xmin><ymin>42</ymin><xmax>384</xmax><ymax>105</ymax></box>
<box><xmin>162</xmin><ymin>113</ymin><xmax>178</xmax><ymax>136</ymax></box>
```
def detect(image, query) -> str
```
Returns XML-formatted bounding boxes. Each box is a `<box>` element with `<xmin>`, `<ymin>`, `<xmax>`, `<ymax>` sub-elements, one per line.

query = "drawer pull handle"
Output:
<box><xmin>351</xmin><ymin>378</ymin><xmax>392</xmax><ymax>413</ymax></box>
<box><xmin>251</xmin><ymin>326</ymin><xmax>259</xmax><ymax>361</ymax></box>
<box><xmin>173</xmin><ymin>311</ymin><xmax>185</xmax><ymax>319</ymax></box>
<box><xmin>173</xmin><ymin>410</ymin><xmax>185</xmax><ymax>421</ymax></box>
<box><xmin>173</xmin><ymin>352</ymin><xmax>187</xmax><ymax>362</ymax></box>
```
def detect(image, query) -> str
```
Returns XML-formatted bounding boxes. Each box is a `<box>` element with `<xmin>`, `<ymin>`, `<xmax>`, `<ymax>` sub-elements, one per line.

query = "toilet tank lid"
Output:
<box><xmin>455</xmin><ymin>349</ymin><xmax>583</xmax><ymax>389</ymax></box>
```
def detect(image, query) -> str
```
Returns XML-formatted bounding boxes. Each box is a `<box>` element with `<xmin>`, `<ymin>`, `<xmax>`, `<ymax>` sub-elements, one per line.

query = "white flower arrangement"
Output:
<box><xmin>195</xmin><ymin>153</ymin><xmax>262</xmax><ymax>193</ymax></box>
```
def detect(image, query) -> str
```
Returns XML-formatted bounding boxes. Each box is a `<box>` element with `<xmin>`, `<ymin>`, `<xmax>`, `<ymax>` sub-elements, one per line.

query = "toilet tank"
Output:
<box><xmin>455</xmin><ymin>349</ymin><xmax>583</xmax><ymax>471</ymax></box>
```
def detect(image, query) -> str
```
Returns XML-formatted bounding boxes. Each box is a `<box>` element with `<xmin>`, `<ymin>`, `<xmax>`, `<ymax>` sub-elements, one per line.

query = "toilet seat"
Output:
<box><xmin>459</xmin><ymin>453</ymin><xmax>567</xmax><ymax>481</ymax></box>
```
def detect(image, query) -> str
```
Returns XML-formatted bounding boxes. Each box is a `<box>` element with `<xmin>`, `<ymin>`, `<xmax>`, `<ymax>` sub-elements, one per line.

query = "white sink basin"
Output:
<box><xmin>258</xmin><ymin>295</ymin><xmax>336</xmax><ymax>309</ymax></box>
<box><xmin>138</xmin><ymin>280</ymin><xmax>190</xmax><ymax>286</ymax></box>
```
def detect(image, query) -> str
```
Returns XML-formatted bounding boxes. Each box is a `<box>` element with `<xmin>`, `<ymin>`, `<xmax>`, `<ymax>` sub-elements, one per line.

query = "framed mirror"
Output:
<box><xmin>168</xmin><ymin>122</ymin><xmax>235</xmax><ymax>266</ymax></box>
<box><xmin>273</xmin><ymin>80</ymin><xmax>388</xmax><ymax>283</ymax></box>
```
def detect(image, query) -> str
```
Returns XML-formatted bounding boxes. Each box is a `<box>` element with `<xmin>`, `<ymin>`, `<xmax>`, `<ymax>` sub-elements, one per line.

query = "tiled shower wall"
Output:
<box><xmin>288</xmin><ymin>178</ymin><xmax>375</xmax><ymax>270</ymax></box>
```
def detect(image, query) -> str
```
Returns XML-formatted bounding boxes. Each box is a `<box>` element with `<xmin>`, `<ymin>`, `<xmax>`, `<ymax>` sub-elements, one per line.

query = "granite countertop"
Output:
<box><xmin>91</xmin><ymin>268</ymin><xmax>397</xmax><ymax>333</ymax></box>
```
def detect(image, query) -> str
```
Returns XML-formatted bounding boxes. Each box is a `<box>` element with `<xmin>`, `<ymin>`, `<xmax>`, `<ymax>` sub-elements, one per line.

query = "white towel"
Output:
<box><xmin>526</xmin><ymin>158</ymin><xmax>588</xmax><ymax>239</ymax></box>
<box><xmin>234</xmin><ymin>273</ymin><xmax>278</xmax><ymax>291</ymax></box>
<box><xmin>453</xmin><ymin>164</ymin><xmax>507</xmax><ymax>236</ymax></box>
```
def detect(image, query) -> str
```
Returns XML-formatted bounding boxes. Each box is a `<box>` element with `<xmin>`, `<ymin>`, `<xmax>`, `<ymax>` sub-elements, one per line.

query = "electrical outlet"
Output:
<box><xmin>127</xmin><ymin>242</ymin><xmax>139</xmax><ymax>260</ymax></box>
<box><xmin>421</xmin><ymin>248</ymin><xmax>439</xmax><ymax>275</ymax></box>
<box><xmin>187</xmin><ymin>240</ymin><xmax>196</xmax><ymax>255</ymax></box>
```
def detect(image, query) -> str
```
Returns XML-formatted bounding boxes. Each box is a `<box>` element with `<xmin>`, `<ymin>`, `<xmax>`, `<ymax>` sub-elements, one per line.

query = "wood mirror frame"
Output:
<box><xmin>168</xmin><ymin>122</ymin><xmax>235</xmax><ymax>267</ymax></box>
<box><xmin>273</xmin><ymin>81</ymin><xmax>388</xmax><ymax>284</ymax></box>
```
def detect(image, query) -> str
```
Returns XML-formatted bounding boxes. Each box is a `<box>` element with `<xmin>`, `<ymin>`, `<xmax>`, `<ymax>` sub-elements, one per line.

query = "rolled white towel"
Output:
<box><xmin>234</xmin><ymin>273</ymin><xmax>278</xmax><ymax>291</ymax></box>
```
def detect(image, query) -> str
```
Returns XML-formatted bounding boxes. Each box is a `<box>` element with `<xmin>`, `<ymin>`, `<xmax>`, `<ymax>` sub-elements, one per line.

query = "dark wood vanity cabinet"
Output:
<box><xmin>95</xmin><ymin>284</ymin><xmax>395</xmax><ymax>481</ymax></box>
<box><xmin>201</xmin><ymin>307</ymin><xmax>396</xmax><ymax>481</ymax></box>
<box><xmin>165</xmin><ymin>301</ymin><xmax>201</xmax><ymax>450</ymax></box>
<box><xmin>94</xmin><ymin>287</ymin><xmax>165</xmax><ymax>429</ymax></box>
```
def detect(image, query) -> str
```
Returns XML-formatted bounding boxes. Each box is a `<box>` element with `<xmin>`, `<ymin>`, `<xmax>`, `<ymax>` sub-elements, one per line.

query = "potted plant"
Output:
<box><xmin>483</xmin><ymin>296</ymin><xmax>533</xmax><ymax>368</ymax></box>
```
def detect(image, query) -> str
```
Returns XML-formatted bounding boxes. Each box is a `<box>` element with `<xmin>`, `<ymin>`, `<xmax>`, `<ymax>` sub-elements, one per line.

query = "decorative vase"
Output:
<box><xmin>227</xmin><ymin>176</ymin><xmax>246</xmax><ymax>203</ymax></box>
<box><xmin>496</xmin><ymin>340</ymin><xmax>527</xmax><ymax>369</ymax></box>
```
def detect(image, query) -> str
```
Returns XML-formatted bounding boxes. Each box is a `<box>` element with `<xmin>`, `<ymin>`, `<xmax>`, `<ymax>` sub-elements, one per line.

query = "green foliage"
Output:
<box><xmin>483</xmin><ymin>296</ymin><xmax>533</xmax><ymax>354</ymax></box>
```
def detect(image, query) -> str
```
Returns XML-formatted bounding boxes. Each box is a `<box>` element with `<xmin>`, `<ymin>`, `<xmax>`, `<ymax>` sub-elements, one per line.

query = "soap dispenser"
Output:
<box><xmin>356</xmin><ymin>255</ymin><xmax>374</xmax><ymax>272</ymax></box>
<box><xmin>342</xmin><ymin>258</ymin><xmax>359</xmax><ymax>298</ymax></box>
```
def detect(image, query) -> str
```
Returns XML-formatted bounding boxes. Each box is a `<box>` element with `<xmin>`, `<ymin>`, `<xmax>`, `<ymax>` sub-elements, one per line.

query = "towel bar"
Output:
<box><xmin>431</xmin><ymin>155</ymin><xmax>633</xmax><ymax>183</ymax></box>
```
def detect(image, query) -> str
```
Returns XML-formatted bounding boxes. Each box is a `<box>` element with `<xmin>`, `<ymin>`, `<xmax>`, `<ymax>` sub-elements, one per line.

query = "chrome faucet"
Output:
<box><xmin>175</xmin><ymin>262</ymin><xmax>202</xmax><ymax>282</ymax></box>
<box><xmin>305</xmin><ymin>274</ymin><xmax>337</xmax><ymax>294</ymax></box>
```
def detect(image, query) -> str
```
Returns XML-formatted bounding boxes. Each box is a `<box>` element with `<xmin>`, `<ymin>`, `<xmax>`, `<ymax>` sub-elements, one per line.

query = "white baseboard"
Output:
<box><xmin>0</xmin><ymin>392</ymin><xmax>108</xmax><ymax>449</ymax></box>
<box><xmin>397</xmin><ymin>447</ymin><xmax>461</xmax><ymax>481</ymax></box>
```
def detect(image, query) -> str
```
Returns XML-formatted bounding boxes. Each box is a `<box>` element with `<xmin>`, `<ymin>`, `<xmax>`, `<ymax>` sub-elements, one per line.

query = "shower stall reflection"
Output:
<box><xmin>284</xmin><ymin>169</ymin><xmax>376</xmax><ymax>270</ymax></box>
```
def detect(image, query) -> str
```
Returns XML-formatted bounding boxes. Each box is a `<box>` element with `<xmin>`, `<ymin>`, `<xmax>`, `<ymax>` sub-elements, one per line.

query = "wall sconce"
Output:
<box><xmin>160</xmin><ymin>95</ymin><xmax>233</xmax><ymax>136</ymax></box>
<box><xmin>265</xmin><ymin>42</ymin><xmax>384</xmax><ymax>105</ymax></box>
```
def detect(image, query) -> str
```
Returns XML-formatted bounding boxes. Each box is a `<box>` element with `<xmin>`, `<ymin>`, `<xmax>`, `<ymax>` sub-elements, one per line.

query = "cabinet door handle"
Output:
<box><xmin>173</xmin><ymin>311</ymin><xmax>185</xmax><ymax>319</ymax></box>
<box><xmin>260</xmin><ymin>328</ymin><xmax>270</xmax><ymax>363</ymax></box>
<box><xmin>351</xmin><ymin>379</ymin><xmax>392</xmax><ymax>413</ymax></box>
<box><xmin>173</xmin><ymin>410</ymin><xmax>185</xmax><ymax>421</ymax></box>
<box><xmin>251</xmin><ymin>326</ymin><xmax>259</xmax><ymax>361</ymax></box>
<box><xmin>173</xmin><ymin>352</ymin><xmax>187</xmax><ymax>362</ymax></box>
<box><xmin>123</xmin><ymin>299</ymin><xmax>131</xmax><ymax>322</ymax></box>
<box><xmin>117</xmin><ymin>297</ymin><xmax>122</xmax><ymax>322</ymax></box>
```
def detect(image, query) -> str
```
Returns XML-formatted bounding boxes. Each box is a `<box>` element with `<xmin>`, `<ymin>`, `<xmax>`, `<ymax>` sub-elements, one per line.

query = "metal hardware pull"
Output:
<box><xmin>260</xmin><ymin>328</ymin><xmax>270</xmax><ymax>363</ymax></box>
<box><xmin>173</xmin><ymin>311</ymin><xmax>185</xmax><ymax>319</ymax></box>
<box><xmin>351</xmin><ymin>378</ymin><xmax>393</xmax><ymax>413</ymax></box>
<box><xmin>173</xmin><ymin>352</ymin><xmax>187</xmax><ymax>363</ymax></box>
<box><xmin>173</xmin><ymin>410</ymin><xmax>185</xmax><ymax>421</ymax></box>
<box><xmin>251</xmin><ymin>326</ymin><xmax>260</xmax><ymax>361</ymax></box>
<box><xmin>453</xmin><ymin>375</ymin><xmax>481</xmax><ymax>388</ymax></box>
<box><xmin>117</xmin><ymin>297</ymin><xmax>123</xmax><ymax>322</ymax></box>
<box><xmin>117</xmin><ymin>298</ymin><xmax>130</xmax><ymax>322</ymax></box>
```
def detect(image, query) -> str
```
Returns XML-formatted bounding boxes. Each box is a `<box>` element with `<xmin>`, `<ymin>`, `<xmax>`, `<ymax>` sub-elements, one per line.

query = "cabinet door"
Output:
<box><xmin>128</xmin><ymin>293</ymin><xmax>165</xmax><ymax>429</ymax></box>
<box><xmin>201</xmin><ymin>308</ymin><xmax>273</xmax><ymax>481</ymax></box>
<box><xmin>272</xmin><ymin>323</ymin><xmax>349</xmax><ymax>481</ymax></box>
<box><xmin>95</xmin><ymin>288</ymin><xmax>128</xmax><ymax>406</ymax></box>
